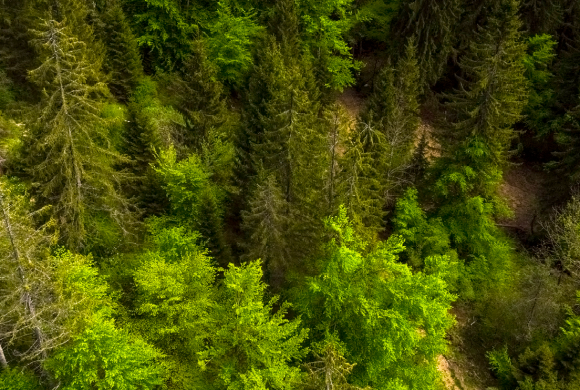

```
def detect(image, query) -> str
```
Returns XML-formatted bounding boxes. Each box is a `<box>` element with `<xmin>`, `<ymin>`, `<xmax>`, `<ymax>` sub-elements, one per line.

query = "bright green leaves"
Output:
<box><xmin>207</xmin><ymin>2</ymin><xmax>264</xmax><ymax>86</ymax></box>
<box><xmin>133</xmin><ymin>226</ymin><xmax>214</xmax><ymax>357</ymax></box>
<box><xmin>297</xmin><ymin>0</ymin><xmax>360</xmax><ymax>91</ymax></box>
<box><xmin>155</xmin><ymin>147</ymin><xmax>211</xmax><ymax>222</ymax></box>
<box><xmin>199</xmin><ymin>261</ymin><xmax>308</xmax><ymax>390</ymax></box>
<box><xmin>296</xmin><ymin>206</ymin><xmax>455</xmax><ymax>390</ymax></box>
<box><xmin>46</xmin><ymin>316</ymin><xmax>162</xmax><ymax>390</ymax></box>
<box><xmin>131</xmin><ymin>226</ymin><xmax>307</xmax><ymax>389</ymax></box>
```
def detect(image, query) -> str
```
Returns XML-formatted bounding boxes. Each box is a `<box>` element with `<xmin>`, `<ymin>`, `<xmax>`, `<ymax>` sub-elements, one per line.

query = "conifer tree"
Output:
<box><xmin>198</xmin><ymin>261</ymin><xmax>308</xmax><ymax>390</ymax></box>
<box><xmin>391</xmin><ymin>0</ymin><xmax>462</xmax><ymax>87</ymax></box>
<box><xmin>374</xmin><ymin>41</ymin><xmax>420</xmax><ymax>205</ymax></box>
<box><xmin>436</xmin><ymin>0</ymin><xmax>528</xmax><ymax>199</ymax></box>
<box><xmin>25</xmin><ymin>13</ymin><xmax>133</xmax><ymax>250</ymax></box>
<box><xmin>169</xmin><ymin>40</ymin><xmax>228</xmax><ymax>150</ymax></box>
<box><xmin>549</xmin><ymin>103</ymin><xmax>580</xmax><ymax>182</ymax></box>
<box><xmin>124</xmin><ymin>0</ymin><xmax>198</xmax><ymax>72</ymax></box>
<box><xmin>241</xmin><ymin>173</ymin><xmax>292</xmax><ymax>281</ymax></box>
<box><xmin>239</xmin><ymin>34</ymin><xmax>326</xmax><ymax>232</ymax></box>
<box><xmin>520</xmin><ymin>0</ymin><xmax>564</xmax><ymax>35</ymax></box>
<box><xmin>337</xmin><ymin>135</ymin><xmax>384</xmax><ymax>240</ymax></box>
<box><xmin>98</xmin><ymin>3</ymin><xmax>144</xmax><ymax>101</ymax></box>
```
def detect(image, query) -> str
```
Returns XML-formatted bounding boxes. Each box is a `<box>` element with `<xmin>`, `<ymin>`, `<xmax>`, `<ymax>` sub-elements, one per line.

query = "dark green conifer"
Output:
<box><xmin>520</xmin><ymin>0</ymin><xmax>564</xmax><ymax>35</ymax></box>
<box><xmin>391</xmin><ymin>0</ymin><xmax>462</xmax><ymax>87</ymax></box>
<box><xmin>241</xmin><ymin>173</ymin><xmax>292</xmax><ymax>282</ymax></box>
<box><xmin>169</xmin><ymin>40</ymin><xmax>227</xmax><ymax>150</ymax></box>
<box><xmin>98</xmin><ymin>3</ymin><xmax>144</xmax><ymax>101</ymax></box>
<box><xmin>437</xmin><ymin>0</ymin><xmax>528</xmax><ymax>199</ymax></box>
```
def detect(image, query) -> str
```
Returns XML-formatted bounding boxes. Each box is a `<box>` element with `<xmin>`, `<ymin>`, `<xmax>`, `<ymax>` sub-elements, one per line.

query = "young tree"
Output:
<box><xmin>45</xmin><ymin>315</ymin><xmax>162</xmax><ymax>390</ymax></box>
<box><xmin>132</xmin><ymin>226</ymin><xmax>215</xmax><ymax>387</ymax></box>
<box><xmin>154</xmin><ymin>148</ymin><xmax>231</xmax><ymax>262</ymax></box>
<box><xmin>296</xmin><ymin>0</ymin><xmax>360</xmax><ymax>93</ymax></box>
<box><xmin>25</xmin><ymin>14</ymin><xmax>133</xmax><ymax>250</ymax></box>
<box><xmin>206</xmin><ymin>2</ymin><xmax>263</xmax><ymax>86</ymax></box>
<box><xmin>336</xmin><ymin>135</ymin><xmax>384</xmax><ymax>241</ymax></box>
<box><xmin>198</xmin><ymin>261</ymin><xmax>308</xmax><ymax>390</ymax></box>
<box><xmin>294</xmin><ymin>206</ymin><xmax>456</xmax><ymax>389</ymax></box>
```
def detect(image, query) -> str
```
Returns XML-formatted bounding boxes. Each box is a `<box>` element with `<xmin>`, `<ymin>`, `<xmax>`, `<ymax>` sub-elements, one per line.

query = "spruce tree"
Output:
<box><xmin>169</xmin><ymin>40</ymin><xmax>227</xmax><ymax>150</ymax></box>
<box><xmin>337</xmin><ymin>135</ymin><xmax>385</xmax><ymax>241</ymax></box>
<box><xmin>98</xmin><ymin>3</ymin><xmax>144</xmax><ymax>101</ymax></box>
<box><xmin>25</xmin><ymin>13</ymin><xmax>133</xmax><ymax>250</ymax></box>
<box><xmin>241</xmin><ymin>173</ymin><xmax>292</xmax><ymax>282</ymax></box>
<box><xmin>391</xmin><ymin>0</ymin><xmax>462</xmax><ymax>87</ymax></box>
<box><xmin>436</xmin><ymin>0</ymin><xmax>528</xmax><ymax>199</ymax></box>
<box><xmin>520</xmin><ymin>0</ymin><xmax>564</xmax><ymax>35</ymax></box>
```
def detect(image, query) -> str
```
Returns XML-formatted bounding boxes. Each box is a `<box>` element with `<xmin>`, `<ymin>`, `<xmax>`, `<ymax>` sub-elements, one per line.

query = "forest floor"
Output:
<box><xmin>498</xmin><ymin>162</ymin><xmax>551</xmax><ymax>236</ymax></box>
<box><xmin>438</xmin><ymin>304</ymin><xmax>498</xmax><ymax>390</ymax></box>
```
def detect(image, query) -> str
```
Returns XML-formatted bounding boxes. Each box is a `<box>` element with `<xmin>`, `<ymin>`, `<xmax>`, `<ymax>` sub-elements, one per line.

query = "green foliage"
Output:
<box><xmin>46</xmin><ymin>315</ymin><xmax>162</xmax><ymax>390</ymax></box>
<box><xmin>198</xmin><ymin>260</ymin><xmax>308</xmax><ymax>390</ymax></box>
<box><xmin>392</xmin><ymin>188</ymin><xmax>453</xmax><ymax>268</ymax></box>
<box><xmin>125</xmin><ymin>0</ymin><xmax>199</xmax><ymax>72</ymax></box>
<box><xmin>154</xmin><ymin>147</ymin><xmax>231</xmax><ymax>261</ymax></box>
<box><xmin>439</xmin><ymin>0</ymin><xmax>528</xmax><ymax>172</ymax></box>
<box><xmin>0</xmin><ymin>369</ymin><xmax>41</xmax><ymax>390</ymax></box>
<box><xmin>391</xmin><ymin>0</ymin><xmax>462</xmax><ymax>87</ymax></box>
<box><xmin>548</xmin><ymin>102</ymin><xmax>580</xmax><ymax>182</ymax></box>
<box><xmin>131</xmin><ymin>225</ymin><xmax>214</xmax><ymax>388</ymax></box>
<box><xmin>206</xmin><ymin>2</ymin><xmax>264</xmax><ymax>86</ymax></box>
<box><xmin>522</xmin><ymin>34</ymin><xmax>558</xmax><ymax>136</ymax></box>
<box><xmin>98</xmin><ymin>3</ymin><xmax>144</xmax><ymax>101</ymax></box>
<box><xmin>295</xmin><ymin>206</ymin><xmax>456</xmax><ymax>389</ymax></box>
<box><xmin>26</xmin><ymin>15</ymin><xmax>133</xmax><ymax>251</ymax></box>
<box><xmin>352</xmin><ymin>0</ymin><xmax>400</xmax><ymax>43</ymax></box>
<box><xmin>297</xmin><ymin>0</ymin><xmax>361</xmax><ymax>91</ymax></box>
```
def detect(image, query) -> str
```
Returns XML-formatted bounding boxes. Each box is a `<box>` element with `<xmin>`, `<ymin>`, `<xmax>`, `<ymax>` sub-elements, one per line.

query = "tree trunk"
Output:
<box><xmin>0</xmin><ymin>342</ymin><xmax>7</xmax><ymax>369</ymax></box>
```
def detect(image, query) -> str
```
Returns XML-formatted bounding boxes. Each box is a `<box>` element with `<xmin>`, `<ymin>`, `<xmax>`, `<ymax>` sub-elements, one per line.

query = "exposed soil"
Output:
<box><xmin>337</xmin><ymin>87</ymin><xmax>364</xmax><ymax>122</ymax></box>
<box><xmin>498</xmin><ymin>163</ymin><xmax>550</xmax><ymax>235</ymax></box>
<box><xmin>438</xmin><ymin>305</ymin><xmax>498</xmax><ymax>390</ymax></box>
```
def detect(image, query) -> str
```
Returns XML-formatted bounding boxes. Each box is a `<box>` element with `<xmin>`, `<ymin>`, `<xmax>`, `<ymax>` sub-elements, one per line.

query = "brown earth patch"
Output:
<box><xmin>498</xmin><ymin>164</ymin><xmax>549</xmax><ymax>234</ymax></box>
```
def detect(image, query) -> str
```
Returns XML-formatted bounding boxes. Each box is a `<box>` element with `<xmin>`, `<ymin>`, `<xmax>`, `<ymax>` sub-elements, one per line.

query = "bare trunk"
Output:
<box><xmin>0</xmin><ymin>342</ymin><xmax>7</xmax><ymax>369</ymax></box>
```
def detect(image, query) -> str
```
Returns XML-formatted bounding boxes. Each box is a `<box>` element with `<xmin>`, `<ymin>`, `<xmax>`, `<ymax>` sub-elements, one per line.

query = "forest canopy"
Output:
<box><xmin>1</xmin><ymin>0</ymin><xmax>580</xmax><ymax>389</ymax></box>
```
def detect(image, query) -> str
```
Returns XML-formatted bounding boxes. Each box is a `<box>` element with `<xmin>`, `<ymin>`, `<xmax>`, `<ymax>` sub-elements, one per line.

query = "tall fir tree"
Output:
<box><xmin>168</xmin><ymin>39</ymin><xmax>228</xmax><ymax>150</ymax></box>
<box><xmin>323</xmin><ymin>104</ymin><xmax>350</xmax><ymax>216</ymax></box>
<box><xmin>337</xmin><ymin>135</ymin><xmax>385</xmax><ymax>241</ymax></box>
<box><xmin>391</xmin><ymin>0</ymin><xmax>462</xmax><ymax>87</ymax></box>
<box><xmin>241</xmin><ymin>172</ymin><xmax>292</xmax><ymax>284</ymax></box>
<box><xmin>435</xmin><ymin>0</ymin><xmax>528</xmax><ymax>200</ymax></box>
<box><xmin>25</xmin><ymin>12</ymin><xmax>133</xmax><ymax>250</ymax></box>
<box><xmin>98</xmin><ymin>3</ymin><xmax>144</xmax><ymax>101</ymax></box>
